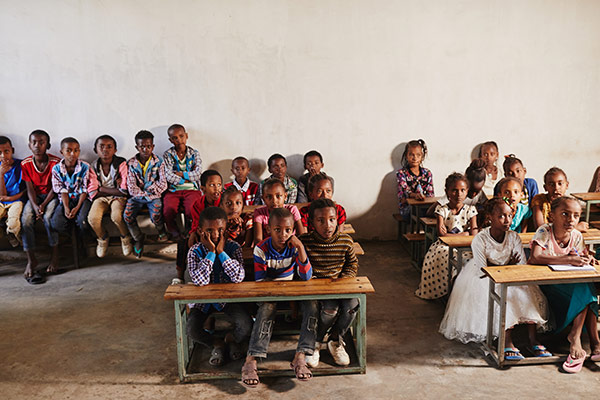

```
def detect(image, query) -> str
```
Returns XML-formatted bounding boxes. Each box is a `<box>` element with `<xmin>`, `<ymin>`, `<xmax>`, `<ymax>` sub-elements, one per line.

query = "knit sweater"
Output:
<box><xmin>299</xmin><ymin>229</ymin><xmax>358</xmax><ymax>279</ymax></box>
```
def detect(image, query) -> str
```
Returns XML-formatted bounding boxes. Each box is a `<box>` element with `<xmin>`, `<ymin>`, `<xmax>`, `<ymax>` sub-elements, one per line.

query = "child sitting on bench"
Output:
<box><xmin>299</xmin><ymin>173</ymin><xmax>346</xmax><ymax>232</ymax></box>
<box><xmin>187</xmin><ymin>206</ymin><xmax>253</xmax><ymax>367</ymax></box>
<box><xmin>220</xmin><ymin>186</ymin><xmax>253</xmax><ymax>247</ymax></box>
<box><xmin>241</xmin><ymin>207</ymin><xmax>314</xmax><ymax>387</ymax></box>
<box><xmin>300</xmin><ymin>198</ymin><xmax>359</xmax><ymax>368</ymax></box>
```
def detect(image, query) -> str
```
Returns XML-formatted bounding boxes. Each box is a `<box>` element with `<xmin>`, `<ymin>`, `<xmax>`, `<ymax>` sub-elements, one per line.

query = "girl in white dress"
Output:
<box><xmin>416</xmin><ymin>173</ymin><xmax>478</xmax><ymax>299</ymax></box>
<box><xmin>439</xmin><ymin>198</ymin><xmax>550</xmax><ymax>360</ymax></box>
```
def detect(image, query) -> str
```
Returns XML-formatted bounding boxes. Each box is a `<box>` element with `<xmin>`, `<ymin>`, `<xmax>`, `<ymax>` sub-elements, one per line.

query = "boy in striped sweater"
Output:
<box><xmin>299</xmin><ymin>198</ymin><xmax>359</xmax><ymax>367</ymax></box>
<box><xmin>241</xmin><ymin>207</ymin><xmax>315</xmax><ymax>387</ymax></box>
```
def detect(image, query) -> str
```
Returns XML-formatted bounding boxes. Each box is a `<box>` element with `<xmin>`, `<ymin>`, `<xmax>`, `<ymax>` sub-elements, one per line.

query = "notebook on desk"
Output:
<box><xmin>548</xmin><ymin>264</ymin><xmax>596</xmax><ymax>272</ymax></box>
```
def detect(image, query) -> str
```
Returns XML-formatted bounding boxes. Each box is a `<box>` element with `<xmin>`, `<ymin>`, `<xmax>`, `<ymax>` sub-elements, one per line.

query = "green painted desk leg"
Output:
<box><xmin>486</xmin><ymin>279</ymin><xmax>495</xmax><ymax>358</ymax></box>
<box><xmin>355</xmin><ymin>294</ymin><xmax>367</xmax><ymax>373</ymax></box>
<box><xmin>174</xmin><ymin>301</ymin><xmax>187</xmax><ymax>382</ymax></box>
<box><xmin>496</xmin><ymin>284</ymin><xmax>508</xmax><ymax>368</ymax></box>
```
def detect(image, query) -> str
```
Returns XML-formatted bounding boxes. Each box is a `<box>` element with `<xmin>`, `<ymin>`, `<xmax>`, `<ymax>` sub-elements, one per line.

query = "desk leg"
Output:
<box><xmin>174</xmin><ymin>301</ymin><xmax>188</xmax><ymax>382</ymax></box>
<box><xmin>355</xmin><ymin>294</ymin><xmax>367</xmax><ymax>373</ymax></box>
<box><xmin>447</xmin><ymin>247</ymin><xmax>455</xmax><ymax>294</ymax></box>
<box><xmin>496</xmin><ymin>284</ymin><xmax>508</xmax><ymax>368</ymax></box>
<box><xmin>586</xmin><ymin>201</ymin><xmax>591</xmax><ymax>223</ymax></box>
<box><xmin>486</xmin><ymin>279</ymin><xmax>495</xmax><ymax>355</ymax></box>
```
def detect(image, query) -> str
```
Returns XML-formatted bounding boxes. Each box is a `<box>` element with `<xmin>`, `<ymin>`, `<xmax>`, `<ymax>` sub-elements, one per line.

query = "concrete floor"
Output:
<box><xmin>1</xmin><ymin>241</ymin><xmax>600</xmax><ymax>400</ymax></box>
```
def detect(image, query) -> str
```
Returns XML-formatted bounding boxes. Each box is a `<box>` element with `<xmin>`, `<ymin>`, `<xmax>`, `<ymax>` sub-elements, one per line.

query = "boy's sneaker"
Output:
<box><xmin>327</xmin><ymin>339</ymin><xmax>350</xmax><ymax>366</ymax></box>
<box><xmin>7</xmin><ymin>232</ymin><xmax>21</xmax><ymax>248</ymax></box>
<box><xmin>96</xmin><ymin>237</ymin><xmax>109</xmax><ymax>258</ymax></box>
<box><xmin>121</xmin><ymin>236</ymin><xmax>133</xmax><ymax>256</ymax></box>
<box><xmin>306</xmin><ymin>342</ymin><xmax>321</xmax><ymax>368</ymax></box>
<box><xmin>156</xmin><ymin>232</ymin><xmax>168</xmax><ymax>243</ymax></box>
<box><xmin>134</xmin><ymin>236</ymin><xmax>145</xmax><ymax>259</ymax></box>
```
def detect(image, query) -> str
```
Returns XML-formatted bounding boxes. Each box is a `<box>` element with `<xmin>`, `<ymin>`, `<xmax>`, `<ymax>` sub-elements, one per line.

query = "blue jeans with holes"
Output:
<box><xmin>123</xmin><ymin>197</ymin><xmax>165</xmax><ymax>242</ymax></box>
<box><xmin>317</xmin><ymin>298</ymin><xmax>359</xmax><ymax>343</ymax></box>
<box><xmin>247</xmin><ymin>300</ymin><xmax>318</xmax><ymax>358</ymax></box>
<box><xmin>21</xmin><ymin>195</ymin><xmax>59</xmax><ymax>251</ymax></box>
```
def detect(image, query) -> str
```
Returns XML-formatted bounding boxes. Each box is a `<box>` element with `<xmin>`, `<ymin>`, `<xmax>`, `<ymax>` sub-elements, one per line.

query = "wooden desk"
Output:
<box><xmin>481</xmin><ymin>264</ymin><xmax>600</xmax><ymax>368</ymax></box>
<box><xmin>440</xmin><ymin>229</ymin><xmax>600</xmax><ymax>293</ymax></box>
<box><xmin>343</xmin><ymin>224</ymin><xmax>356</xmax><ymax>235</ymax></box>
<box><xmin>164</xmin><ymin>277</ymin><xmax>375</xmax><ymax>382</ymax></box>
<box><xmin>406</xmin><ymin>196</ymin><xmax>440</xmax><ymax>234</ymax></box>
<box><xmin>419</xmin><ymin>217</ymin><xmax>437</xmax><ymax>252</ymax></box>
<box><xmin>572</xmin><ymin>192</ymin><xmax>600</xmax><ymax>222</ymax></box>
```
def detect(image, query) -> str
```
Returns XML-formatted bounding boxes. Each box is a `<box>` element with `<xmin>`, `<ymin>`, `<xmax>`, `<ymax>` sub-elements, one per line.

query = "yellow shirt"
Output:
<box><xmin>139</xmin><ymin>157</ymin><xmax>152</xmax><ymax>176</ymax></box>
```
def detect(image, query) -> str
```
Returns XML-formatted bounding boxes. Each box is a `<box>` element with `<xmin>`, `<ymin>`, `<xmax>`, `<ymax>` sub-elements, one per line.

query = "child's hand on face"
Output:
<box><xmin>0</xmin><ymin>160</ymin><xmax>13</xmax><ymax>174</ymax></box>
<box><xmin>216</xmin><ymin>233</ymin><xmax>225</xmax><ymax>254</ymax></box>
<box><xmin>187</xmin><ymin>231</ymin><xmax>199</xmax><ymax>248</ymax></box>
<box><xmin>200</xmin><ymin>231</ymin><xmax>216</xmax><ymax>253</ymax></box>
<box><xmin>287</xmin><ymin>235</ymin><xmax>303</xmax><ymax>252</ymax></box>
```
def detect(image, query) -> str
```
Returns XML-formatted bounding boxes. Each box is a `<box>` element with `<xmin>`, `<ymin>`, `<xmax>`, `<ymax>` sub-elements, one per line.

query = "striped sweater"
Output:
<box><xmin>299</xmin><ymin>230</ymin><xmax>358</xmax><ymax>279</ymax></box>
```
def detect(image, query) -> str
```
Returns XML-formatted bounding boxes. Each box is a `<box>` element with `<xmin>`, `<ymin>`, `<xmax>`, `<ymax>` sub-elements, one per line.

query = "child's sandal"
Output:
<box><xmin>209</xmin><ymin>346</ymin><xmax>224</xmax><ymax>367</ymax></box>
<box><xmin>530</xmin><ymin>345</ymin><xmax>552</xmax><ymax>358</ymax></box>
<box><xmin>241</xmin><ymin>360</ymin><xmax>259</xmax><ymax>388</ymax></box>
<box><xmin>290</xmin><ymin>359</ymin><xmax>312</xmax><ymax>381</ymax></box>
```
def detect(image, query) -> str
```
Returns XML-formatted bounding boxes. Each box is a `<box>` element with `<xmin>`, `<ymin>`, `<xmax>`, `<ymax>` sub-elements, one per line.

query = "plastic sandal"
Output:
<box><xmin>25</xmin><ymin>272</ymin><xmax>46</xmax><ymax>285</ymax></box>
<box><xmin>241</xmin><ymin>360</ymin><xmax>259</xmax><ymax>388</ymax></box>
<box><xmin>171</xmin><ymin>278</ymin><xmax>183</xmax><ymax>285</ymax></box>
<box><xmin>290</xmin><ymin>358</ymin><xmax>312</xmax><ymax>381</ymax></box>
<box><xmin>530</xmin><ymin>345</ymin><xmax>552</xmax><ymax>358</ymax></box>
<box><xmin>209</xmin><ymin>346</ymin><xmax>224</xmax><ymax>367</ymax></box>
<box><xmin>563</xmin><ymin>352</ymin><xmax>586</xmax><ymax>373</ymax></box>
<box><xmin>590</xmin><ymin>353</ymin><xmax>600</xmax><ymax>362</ymax></box>
<box><xmin>503</xmin><ymin>347</ymin><xmax>525</xmax><ymax>361</ymax></box>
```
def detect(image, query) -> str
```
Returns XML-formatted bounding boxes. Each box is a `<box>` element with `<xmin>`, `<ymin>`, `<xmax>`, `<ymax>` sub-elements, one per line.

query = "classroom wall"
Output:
<box><xmin>1</xmin><ymin>0</ymin><xmax>599</xmax><ymax>240</ymax></box>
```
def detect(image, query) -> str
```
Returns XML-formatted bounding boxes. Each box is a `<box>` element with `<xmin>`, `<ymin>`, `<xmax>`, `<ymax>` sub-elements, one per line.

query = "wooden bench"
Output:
<box><xmin>572</xmin><ymin>192</ymin><xmax>600</xmax><ymax>222</ymax></box>
<box><xmin>403</xmin><ymin>232</ymin><xmax>425</xmax><ymax>270</ymax></box>
<box><xmin>482</xmin><ymin>263</ymin><xmax>600</xmax><ymax>368</ymax></box>
<box><xmin>164</xmin><ymin>276</ymin><xmax>375</xmax><ymax>382</ymax></box>
<box><xmin>440</xmin><ymin>228</ymin><xmax>600</xmax><ymax>293</ymax></box>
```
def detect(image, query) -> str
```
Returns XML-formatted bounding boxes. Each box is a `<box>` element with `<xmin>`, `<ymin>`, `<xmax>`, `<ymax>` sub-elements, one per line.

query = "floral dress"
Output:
<box><xmin>415</xmin><ymin>203</ymin><xmax>478</xmax><ymax>299</ymax></box>
<box><xmin>396</xmin><ymin>166</ymin><xmax>434</xmax><ymax>219</ymax></box>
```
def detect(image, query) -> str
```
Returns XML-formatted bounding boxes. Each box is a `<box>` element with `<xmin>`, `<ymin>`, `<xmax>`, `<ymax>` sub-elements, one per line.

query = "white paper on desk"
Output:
<box><xmin>548</xmin><ymin>264</ymin><xmax>596</xmax><ymax>271</ymax></box>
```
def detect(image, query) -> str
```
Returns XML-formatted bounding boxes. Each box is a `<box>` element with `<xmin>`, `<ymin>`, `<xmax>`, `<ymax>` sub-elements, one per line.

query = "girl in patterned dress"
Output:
<box><xmin>416</xmin><ymin>173</ymin><xmax>478</xmax><ymax>300</ymax></box>
<box><xmin>396</xmin><ymin>139</ymin><xmax>434</xmax><ymax>220</ymax></box>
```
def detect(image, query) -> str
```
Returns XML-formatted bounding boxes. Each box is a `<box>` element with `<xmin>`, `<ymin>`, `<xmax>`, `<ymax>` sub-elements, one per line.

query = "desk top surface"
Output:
<box><xmin>439</xmin><ymin>228</ymin><xmax>600</xmax><ymax>248</ymax></box>
<box><xmin>572</xmin><ymin>192</ymin><xmax>600</xmax><ymax>202</ymax></box>
<box><xmin>164</xmin><ymin>276</ymin><xmax>375</xmax><ymax>300</ymax></box>
<box><xmin>406</xmin><ymin>196</ymin><xmax>440</xmax><ymax>206</ymax></box>
<box><xmin>482</xmin><ymin>264</ymin><xmax>600</xmax><ymax>284</ymax></box>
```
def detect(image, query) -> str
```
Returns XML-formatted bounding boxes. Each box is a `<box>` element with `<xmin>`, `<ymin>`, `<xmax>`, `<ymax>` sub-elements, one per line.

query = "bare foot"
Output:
<box><xmin>241</xmin><ymin>357</ymin><xmax>259</xmax><ymax>387</ymax></box>
<box><xmin>590</xmin><ymin>339</ymin><xmax>600</xmax><ymax>357</ymax></box>
<box><xmin>47</xmin><ymin>246</ymin><xmax>59</xmax><ymax>273</ymax></box>
<box><xmin>24</xmin><ymin>260</ymin><xmax>37</xmax><ymax>278</ymax></box>
<box><xmin>567</xmin><ymin>333</ymin><xmax>586</xmax><ymax>359</ymax></box>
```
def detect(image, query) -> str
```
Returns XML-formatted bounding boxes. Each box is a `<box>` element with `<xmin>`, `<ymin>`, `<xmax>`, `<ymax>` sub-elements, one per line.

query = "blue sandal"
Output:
<box><xmin>504</xmin><ymin>347</ymin><xmax>525</xmax><ymax>361</ymax></box>
<box><xmin>531</xmin><ymin>345</ymin><xmax>552</xmax><ymax>357</ymax></box>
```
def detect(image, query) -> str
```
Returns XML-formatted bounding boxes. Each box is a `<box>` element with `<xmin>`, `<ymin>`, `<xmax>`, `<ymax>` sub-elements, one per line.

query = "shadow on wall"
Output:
<box><xmin>349</xmin><ymin>143</ymin><xmax>407</xmax><ymax>241</ymax></box>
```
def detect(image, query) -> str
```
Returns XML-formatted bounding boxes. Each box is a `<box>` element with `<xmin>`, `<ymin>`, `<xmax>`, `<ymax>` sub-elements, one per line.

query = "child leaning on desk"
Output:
<box><xmin>439</xmin><ymin>198</ymin><xmax>550</xmax><ymax>360</ymax></box>
<box><xmin>415</xmin><ymin>172</ymin><xmax>478</xmax><ymax>300</ymax></box>
<box><xmin>528</xmin><ymin>196</ymin><xmax>600</xmax><ymax>373</ymax></box>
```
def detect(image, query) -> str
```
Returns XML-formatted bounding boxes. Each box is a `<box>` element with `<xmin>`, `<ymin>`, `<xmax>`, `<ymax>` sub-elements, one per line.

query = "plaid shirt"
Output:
<box><xmin>163</xmin><ymin>146</ymin><xmax>203</xmax><ymax>192</ymax></box>
<box><xmin>257</xmin><ymin>175</ymin><xmax>298</xmax><ymax>204</ymax></box>
<box><xmin>126</xmin><ymin>154</ymin><xmax>167</xmax><ymax>200</ymax></box>
<box><xmin>187</xmin><ymin>240</ymin><xmax>245</xmax><ymax>311</ymax></box>
<box><xmin>51</xmin><ymin>159</ymin><xmax>90</xmax><ymax>201</ymax></box>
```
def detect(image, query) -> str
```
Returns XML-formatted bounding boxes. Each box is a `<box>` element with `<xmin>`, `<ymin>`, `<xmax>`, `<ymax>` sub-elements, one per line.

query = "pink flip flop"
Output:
<box><xmin>563</xmin><ymin>352</ymin><xmax>586</xmax><ymax>373</ymax></box>
<box><xmin>590</xmin><ymin>353</ymin><xmax>600</xmax><ymax>362</ymax></box>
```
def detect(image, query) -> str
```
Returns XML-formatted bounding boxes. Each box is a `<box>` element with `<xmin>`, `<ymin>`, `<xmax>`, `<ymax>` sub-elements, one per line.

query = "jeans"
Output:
<box><xmin>123</xmin><ymin>197</ymin><xmax>165</xmax><ymax>242</ymax></box>
<box><xmin>50</xmin><ymin>198</ymin><xmax>91</xmax><ymax>234</ymax></box>
<box><xmin>247</xmin><ymin>300</ymin><xmax>318</xmax><ymax>358</ymax></box>
<box><xmin>21</xmin><ymin>195</ymin><xmax>59</xmax><ymax>251</ymax></box>
<box><xmin>317</xmin><ymin>298</ymin><xmax>359</xmax><ymax>342</ymax></box>
<box><xmin>187</xmin><ymin>304</ymin><xmax>253</xmax><ymax>347</ymax></box>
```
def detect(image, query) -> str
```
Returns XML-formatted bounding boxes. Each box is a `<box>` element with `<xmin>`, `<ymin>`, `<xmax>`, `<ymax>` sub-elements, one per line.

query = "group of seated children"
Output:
<box><xmin>396</xmin><ymin>139</ymin><xmax>600</xmax><ymax>373</ymax></box>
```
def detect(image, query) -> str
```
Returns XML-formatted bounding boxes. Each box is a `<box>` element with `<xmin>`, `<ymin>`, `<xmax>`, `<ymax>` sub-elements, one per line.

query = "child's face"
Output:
<box><xmin>200</xmin><ymin>218</ymin><xmax>226</xmax><ymax>244</ymax></box>
<box><xmin>305</xmin><ymin>155</ymin><xmax>323</xmax><ymax>176</ymax></box>
<box><xmin>267</xmin><ymin>215</ymin><xmax>295</xmax><ymax>249</ymax></box>
<box><xmin>499</xmin><ymin>180</ymin><xmax>522</xmax><ymax>207</ymax></box>
<box><xmin>312</xmin><ymin>207</ymin><xmax>338</xmax><ymax>239</ymax></box>
<box><xmin>221</xmin><ymin>192</ymin><xmax>244</xmax><ymax>217</ymax></box>
<box><xmin>544</xmin><ymin>172</ymin><xmax>568</xmax><ymax>201</ymax></box>
<box><xmin>0</xmin><ymin>143</ymin><xmax>14</xmax><ymax>165</ymax></box>
<box><xmin>446</xmin><ymin>180</ymin><xmax>468</xmax><ymax>205</ymax></box>
<box><xmin>504</xmin><ymin>162</ymin><xmax>526</xmax><ymax>183</ymax></box>
<box><xmin>135</xmin><ymin>138</ymin><xmax>154</xmax><ymax>160</ymax></box>
<box><xmin>96</xmin><ymin>138</ymin><xmax>116</xmax><ymax>162</ymax></box>
<box><xmin>231</xmin><ymin>159</ymin><xmax>250</xmax><ymax>182</ymax></box>
<box><xmin>480</xmin><ymin>144</ymin><xmax>498</xmax><ymax>167</ymax></box>
<box><xmin>406</xmin><ymin>145</ymin><xmax>424</xmax><ymax>169</ymax></box>
<box><xmin>263</xmin><ymin>184</ymin><xmax>287</xmax><ymax>210</ymax></box>
<box><xmin>468</xmin><ymin>179</ymin><xmax>485</xmax><ymax>198</ymax></box>
<box><xmin>202</xmin><ymin>175</ymin><xmax>223</xmax><ymax>203</ymax></box>
<box><xmin>551</xmin><ymin>200</ymin><xmax>581</xmax><ymax>234</ymax></box>
<box><xmin>60</xmin><ymin>142</ymin><xmax>80</xmax><ymax>165</ymax></box>
<box><xmin>489</xmin><ymin>202</ymin><xmax>513</xmax><ymax>232</ymax></box>
<box><xmin>29</xmin><ymin>134</ymin><xmax>49</xmax><ymax>157</ymax></box>
<box><xmin>269</xmin><ymin>158</ymin><xmax>287</xmax><ymax>180</ymax></box>
<box><xmin>168</xmin><ymin>128</ymin><xmax>188</xmax><ymax>149</ymax></box>
<box><xmin>309</xmin><ymin>179</ymin><xmax>333</xmax><ymax>201</ymax></box>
